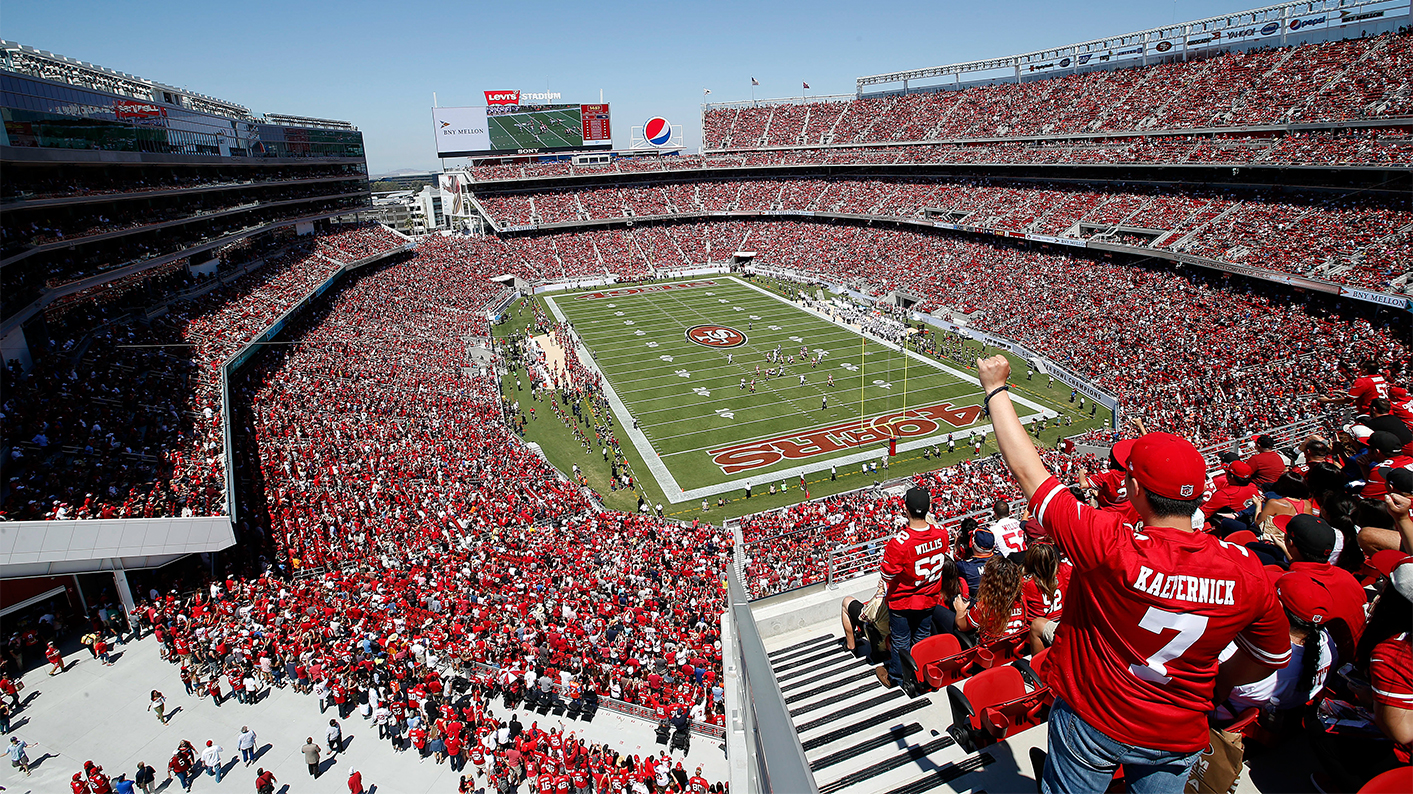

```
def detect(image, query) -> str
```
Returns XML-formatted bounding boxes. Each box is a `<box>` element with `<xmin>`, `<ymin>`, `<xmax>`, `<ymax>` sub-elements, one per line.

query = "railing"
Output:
<box><xmin>446</xmin><ymin>656</ymin><xmax>725</xmax><ymax>741</ymax></box>
<box><xmin>825</xmin><ymin>503</ymin><xmax>1021</xmax><ymax>589</ymax></box>
<box><xmin>739</xmin><ymin>485</ymin><xmax>1022</xmax><ymax>600</ymax></box>
<box><xmin>726</xmin><ymin>566</ymin><xmax>819</xmax><ymax>794</ymax></box>
<box><xmin>1192</xmin><ymin>414</ymin><xmax>1334</xmax><ymax>466</ymax></box>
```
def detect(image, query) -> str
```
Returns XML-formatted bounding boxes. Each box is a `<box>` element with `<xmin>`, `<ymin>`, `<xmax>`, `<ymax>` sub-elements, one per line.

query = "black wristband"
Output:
<box><xmin>983</xmin><ymin>385</ymin><xmax>1010</xmax><ymax>415</ymax></box>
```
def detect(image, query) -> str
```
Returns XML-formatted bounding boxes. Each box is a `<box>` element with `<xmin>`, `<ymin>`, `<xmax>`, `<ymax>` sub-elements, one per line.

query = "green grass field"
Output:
<box><xmin>488</xmin><ymin>109</ymin><xmax>583</xmax><ymax>150</ymax></box>
<box><xmin>541</xmin><ymin>276</ymin><xmax>1072</xmax><ymax>504</ymax></box>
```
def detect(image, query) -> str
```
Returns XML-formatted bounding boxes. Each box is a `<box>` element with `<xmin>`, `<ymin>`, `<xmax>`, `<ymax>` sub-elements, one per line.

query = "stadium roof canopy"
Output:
<box><xmin>856</xmin><ymin>0</ymin><xmax>1409</xmax><ymax>91</ymax></box>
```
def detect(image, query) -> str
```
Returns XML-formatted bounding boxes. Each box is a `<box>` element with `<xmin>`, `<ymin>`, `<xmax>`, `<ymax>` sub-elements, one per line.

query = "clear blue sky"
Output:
<box><xmin>2</xmin><ymin>0</ymin><xmax>1249</xmax><ymax>174</ymax></box>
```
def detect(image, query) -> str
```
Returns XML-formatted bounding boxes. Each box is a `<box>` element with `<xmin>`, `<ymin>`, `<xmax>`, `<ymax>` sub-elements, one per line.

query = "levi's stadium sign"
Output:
<box><xmin>483</xmin><ymin>90</ymin><xmax>563</xmax><ymax>106</ymax></box>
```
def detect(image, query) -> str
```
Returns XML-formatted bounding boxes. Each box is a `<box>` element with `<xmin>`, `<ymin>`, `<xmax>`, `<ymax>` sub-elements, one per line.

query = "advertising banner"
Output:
<box><xmin>439</xmin><ymin>173</ymin><xmax>470</xmax><ymax>217</ymax></box>
<box><xmin>1338</xmin><ymin>286</ymin><xmax>1409</xmax><ymax>309</ymax></box>
<box><xmin>432</xmin><ymin>106</ymin><xmax>490</xmax><ymax>157</ymax></box>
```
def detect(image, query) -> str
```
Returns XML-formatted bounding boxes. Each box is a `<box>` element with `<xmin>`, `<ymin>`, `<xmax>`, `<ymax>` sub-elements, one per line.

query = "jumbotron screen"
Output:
<box><xmin>433</xmin><ymin>104</ymin><xmax>611</xmax><ymax>157</ymax></box>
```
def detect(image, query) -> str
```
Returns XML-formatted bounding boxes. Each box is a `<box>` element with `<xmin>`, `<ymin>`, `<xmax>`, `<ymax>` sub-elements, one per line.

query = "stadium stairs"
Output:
<box><xmin>748</xmin><ymin>573</ymin><xmax>1315</xmax><ymax>793</ymax></box>
<box><xmin>754</xmin><ymin>581</ymin><xmax>1041</xmax><ymax>794</ymax></box>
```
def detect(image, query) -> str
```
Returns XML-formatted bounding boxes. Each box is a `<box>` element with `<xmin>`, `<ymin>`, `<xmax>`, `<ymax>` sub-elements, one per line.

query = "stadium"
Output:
<box><xmin>0</xmin><ymin>1</ymin><xmax>1411</xmax><ymax>793</ymax></box>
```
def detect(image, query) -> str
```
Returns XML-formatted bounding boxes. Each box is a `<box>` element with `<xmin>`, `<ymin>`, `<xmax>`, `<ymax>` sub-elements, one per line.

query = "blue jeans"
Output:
<box><xmin>1042</xmin><ymin>698</ymin><xmax>1199</xmax><ymax>794</ymax></box>
<box><xmin>208</xmin><ymin>761</ymin><xmax>223</xmax><ymax>782</ymax></box>
<box><xmin>886</xmin><ymin>607</ymin><xmax>933</xmax><ymax>682</ymax></box>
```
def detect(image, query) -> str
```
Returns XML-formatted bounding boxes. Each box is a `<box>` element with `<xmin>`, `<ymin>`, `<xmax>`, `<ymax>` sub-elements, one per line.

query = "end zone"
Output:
<box><xmin>544</xmin><ymin>276</ymin><xmax>1056</xmax><ymax>503</ymax></box>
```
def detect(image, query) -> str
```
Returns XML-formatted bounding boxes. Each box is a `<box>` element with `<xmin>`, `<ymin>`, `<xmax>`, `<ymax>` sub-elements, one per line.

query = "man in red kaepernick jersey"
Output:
<box><xmin>872</xmin><ymin>486</ymin><xmax>949</xmax><ymax>691</ymax></box>
<box><xmin>976</xmin><ymin>355</ymin><xmax>1291</xmax><ymax>793</ymax></box>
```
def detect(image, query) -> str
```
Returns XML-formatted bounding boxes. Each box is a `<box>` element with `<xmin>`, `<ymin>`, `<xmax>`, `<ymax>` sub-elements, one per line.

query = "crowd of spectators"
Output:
<box><xmin>741</xmin><ymin>449</ymin><xmax>1089</xmax><ymax>598</ymax></box>
<box><xmin>470</xmin><ymin>178</ymin><xmax>1411</xmax><ymax>291</ymax></box>
<box><xmin>2</xmin><ymin>180</ymin><xmax>367</xmax><ymax>259</ymax></box>
<box><xmin>0</xmin><ymin>224</ymin><xmax>408</xmax><ymax>521</ymax></box>
<box><xmin>704</xmin><ymin>31</ymin><xmax>1413</xmax><ymax>150</ymax></box>
<box><xmin>0</xmin><ymin>163</ymin><xmax>364</xmax><ymax>204</ymax></box>
<box><xmin>1</xmin><ymin>195</ymin><xmax>370</xmax><ymax>319</ymax></box>
<box><xmin>100</xmin><ymin>237</ymin><xmax>742</xmax><ymax>783</ymax></box>
<box><xmin>467</xmin><ymin>126</ymin><xmax>1412</xmax><ymax>186</ymax></box>
<box><xmin>404</xmin><ymin>221</ymin><xmax>1408</xmax><ymax>451</ymax></box>
<box><xmin>842</xmin><ymin>368</ymin><xmax>1413</xmax><ymax>791</ymax></box>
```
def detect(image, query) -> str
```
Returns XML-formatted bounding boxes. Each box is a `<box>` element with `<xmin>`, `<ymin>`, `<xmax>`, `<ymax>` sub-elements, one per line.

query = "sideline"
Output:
<box><xmin>546</xmin><ymin>276</ymin><xmax>1055</xmax><ymax>503</ymax></box>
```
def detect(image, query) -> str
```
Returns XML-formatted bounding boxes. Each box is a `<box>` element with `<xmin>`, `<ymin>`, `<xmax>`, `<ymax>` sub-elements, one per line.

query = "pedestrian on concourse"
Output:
<box><xmin>237</xmin><ymin>726</ymin><xmax>258</xmax><ymax>766</ymax></box>
<box><xmin>7</xmin><ymin>736</ymin><xmax>32</xmax><ymax>775</ymax></box>
<box><xmin>134</xmin><ymin>762</ymin><xmax>156</xmax><ymax>793</ymax></box>
<box><xmin>201</xmin><ymin>740</ymin><xmax>224</xmax><ymax>782</ymax></box>
<box><xmin>327</xmin><ymin>717</ymin><xmax>344</xmax><ymax>754</ymax></box>
<box><xmin>148</xmin><ymin>690</ymin><xmax>166</xmax><ymax>724</ymax></box>
<box><xmin>302</xmin><ymin>737</ymin><xmax>321</xmax><ymax>777</ymax></box>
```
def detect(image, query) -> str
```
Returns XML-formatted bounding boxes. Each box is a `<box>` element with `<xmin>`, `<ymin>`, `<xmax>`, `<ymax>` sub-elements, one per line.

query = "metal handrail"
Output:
<box><xmin>826</xmin><ymin>503</ymin><xmax>1012</xmax><ymax>588</ymax></box>
<box><xmin>1193</xmin><ymin>414</ymin><xmax>1333</xmax><ymax>465</ymax></box>
<box><xmin>727</xmin><ymin>566</ymin><xmax>819</xmax><ymax>794</ymax></box>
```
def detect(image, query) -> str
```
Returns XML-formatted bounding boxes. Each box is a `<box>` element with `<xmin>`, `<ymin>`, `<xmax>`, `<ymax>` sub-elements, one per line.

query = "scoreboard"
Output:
<box><xmin>581</xmin><ymin>104</ymin><xmax>611</xmax><ymax>143</ymax></box>
<box><xmin>434</xmin><ymin>100</ymin><xmax>613</xmax><ymax>157</ymax></box>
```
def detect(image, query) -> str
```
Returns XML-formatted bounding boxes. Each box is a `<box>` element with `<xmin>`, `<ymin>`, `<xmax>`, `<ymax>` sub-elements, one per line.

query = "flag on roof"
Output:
<box><xmin>803</xmin><ymin>82</ymin><xmax>810</xmax><ymax>89</ymax></box>
<box><xmin>751</xmin><ymin>77</ymin><xmax>759</xmax><ymax>86</ymax></box>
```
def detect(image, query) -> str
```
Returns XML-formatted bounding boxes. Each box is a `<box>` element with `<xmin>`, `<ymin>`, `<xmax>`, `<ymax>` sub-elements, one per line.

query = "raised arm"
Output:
<box><xmin>1386</xmin><ymin>492</ymin><xmax>1413</xmax><ymax>554</ymax></box>
<box><xmin>977</xmin><ymin>356</ymin><xmax>1053</xmax><ymax>499</ymax></box>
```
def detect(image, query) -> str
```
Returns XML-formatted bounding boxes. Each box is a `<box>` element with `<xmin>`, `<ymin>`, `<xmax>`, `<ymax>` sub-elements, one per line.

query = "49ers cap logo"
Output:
<box><xmin>685</xmin><ymin>324</ymin><xmax>747</xmax><ymax>348</ymax></box>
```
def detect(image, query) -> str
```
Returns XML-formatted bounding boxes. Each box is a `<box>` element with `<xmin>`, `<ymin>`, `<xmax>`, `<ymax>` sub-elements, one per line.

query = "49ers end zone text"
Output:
<box><xmin>706</xmin><ymin>401</ymin><xmax>984</xmax><ymax>475</ymax></box>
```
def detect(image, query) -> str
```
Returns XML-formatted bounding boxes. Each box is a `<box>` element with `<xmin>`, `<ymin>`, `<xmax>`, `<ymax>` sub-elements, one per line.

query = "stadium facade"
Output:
<box><xmin>0</xmin><ymin>40</ymin><xmax>399</xmax><ymax>623</ymax></box>
<box><xmin>1</xmin><ymin>3</ymin><xmax>1412</xmax><ymax>792</ymax></box>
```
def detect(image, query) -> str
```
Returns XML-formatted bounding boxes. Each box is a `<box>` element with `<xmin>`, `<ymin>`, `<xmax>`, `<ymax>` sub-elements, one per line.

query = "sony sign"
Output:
<box><xmin>432</xmin><ymin>106</ymin><xmax>491</xmax><ymax>156</ymax></box>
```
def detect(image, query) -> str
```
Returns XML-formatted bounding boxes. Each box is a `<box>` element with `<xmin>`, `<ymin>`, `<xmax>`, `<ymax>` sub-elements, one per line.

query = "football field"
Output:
<box><xmin>544</xmin><ymin>276</ymin><xmax>1056</xmax><ymax>503</ymax></box>
<box><xmin>488</xmin><ymin>108</ymin><xmax>583</xmax><ymax>150</ymax></box>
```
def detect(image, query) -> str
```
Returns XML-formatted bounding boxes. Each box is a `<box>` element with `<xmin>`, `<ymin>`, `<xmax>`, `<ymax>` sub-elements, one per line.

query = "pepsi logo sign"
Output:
<box><xmin>685</xmin><ymin>324</ymin><xmax>747</xmax><ymax>348</ymax></box>
<box><xmin>644</xmin><ymin>117</ymin><xmax>672</xmax><ymax>146</ymax></box>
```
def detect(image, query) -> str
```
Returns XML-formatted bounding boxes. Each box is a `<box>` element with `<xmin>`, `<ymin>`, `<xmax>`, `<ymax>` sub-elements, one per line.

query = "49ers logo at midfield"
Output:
<box><xmin>685</xmin><ymin>324</ymin><xmax>747</xmax><ymax>348</ymax></box>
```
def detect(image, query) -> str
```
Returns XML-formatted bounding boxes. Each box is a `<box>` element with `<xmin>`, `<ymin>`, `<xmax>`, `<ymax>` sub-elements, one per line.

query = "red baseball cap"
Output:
<box><xmin>1368</xmin><ymin>549</ymin><xmax>1412</xmax><ymax>578</ymax></box>
<box><xmin>1225</xmin><ymin>460</ymin><xmax>1255</xmax><ymax>480</ymax></box>
<box><xmin>1116</xmin><ymin>432</ymin><xmax>1207</xmax><ymax>500</ymax></box>
<box><xmin>1275</xmin><ymin>570</ymin><xmax>1333</xmax><ymax>624</ymax></box>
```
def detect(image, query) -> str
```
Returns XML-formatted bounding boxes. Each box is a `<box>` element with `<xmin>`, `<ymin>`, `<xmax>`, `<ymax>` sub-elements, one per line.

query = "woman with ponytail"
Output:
<box><xmin>1215</xmin><ymin>570</ymin><xmax>1336</xmax><ymax>723</ymax></box>
<box><xmin>1309</xmin><ymin>566</ymin><xmax>1411</xmax><ymax>792</ymax></box>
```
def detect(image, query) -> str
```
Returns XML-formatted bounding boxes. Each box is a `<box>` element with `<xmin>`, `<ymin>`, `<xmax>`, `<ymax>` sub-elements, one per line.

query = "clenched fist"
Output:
<box><xmin>977</xmin><ymin>355</ymin><xmax>1011</xmax><ymax>392</ymax></box>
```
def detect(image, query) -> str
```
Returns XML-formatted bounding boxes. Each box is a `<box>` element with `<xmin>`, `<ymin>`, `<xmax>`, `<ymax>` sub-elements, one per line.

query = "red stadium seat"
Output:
<box><xmin>977</xmin><ymin>627</ymin><xmax>1029</xmax><ymax>669</ymax></box>
<box><xmin>910</xmin><ymin>634</ymin><xmax>962</xmax><ymax>688</ymax></box>
<box><xmin>1359</xmin><ymin>766</ymin><xmax>1413</xmax><ymax>793</ymax></box>
<box><xmin>1224</xmin><ymin>530</ymin><xmax>1259</xmax><ymax>547</ymax></box>
<box><xmin>924</xmin><ymin>642</ymin><xmax>979</xmax><ymax>691</ymax></box>
<box><xmin>946</xmin><ymin>659</ymin><xmax>1052</xmax><ymax>753</ymax></box>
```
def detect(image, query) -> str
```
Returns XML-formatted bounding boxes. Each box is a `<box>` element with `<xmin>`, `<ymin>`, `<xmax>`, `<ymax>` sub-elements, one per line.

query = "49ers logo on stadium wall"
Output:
<box><xmin>685</xmin><ymin>325</ymin><xmax>747</xmax><ymax>349</ymax></box>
